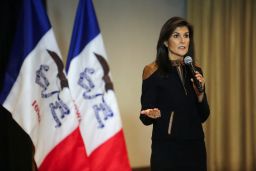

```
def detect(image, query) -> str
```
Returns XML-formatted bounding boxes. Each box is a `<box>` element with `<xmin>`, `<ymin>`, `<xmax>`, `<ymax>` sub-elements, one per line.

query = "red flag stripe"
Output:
<box><xmin>39</xmin><ymin>127</ymin><xmax>91</xmax><ymax>171</ymax></box>
<box><xmin>89</xmin><ymin>130</ymin><xmax>131</xmax><ymax>171</ymax></box>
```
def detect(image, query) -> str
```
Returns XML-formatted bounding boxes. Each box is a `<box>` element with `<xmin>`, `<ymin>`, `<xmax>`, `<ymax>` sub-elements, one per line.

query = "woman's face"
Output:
<box><xmin>166</xmin><ymin>26</ymin><xmax>190</xmax><ymax>60</ymax></box>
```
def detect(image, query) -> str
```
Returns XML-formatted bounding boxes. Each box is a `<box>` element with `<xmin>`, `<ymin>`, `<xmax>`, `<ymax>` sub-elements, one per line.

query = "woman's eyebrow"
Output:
<box><xmin>172</xmin><ymin>32</ymin><xmax>189</xmax><ymax>34</ymax></box>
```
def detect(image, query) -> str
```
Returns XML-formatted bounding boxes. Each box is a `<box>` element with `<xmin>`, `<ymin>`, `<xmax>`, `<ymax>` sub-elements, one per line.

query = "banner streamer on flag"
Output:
<box><xmin>66</xmin><ymin>0</ymin><xmax>131</xmax><ymax>170</ymax></box>
<box><xmin>0</xmin><ymin>0</ymin><xmax>90</xmax><ymax>170</ymax></box>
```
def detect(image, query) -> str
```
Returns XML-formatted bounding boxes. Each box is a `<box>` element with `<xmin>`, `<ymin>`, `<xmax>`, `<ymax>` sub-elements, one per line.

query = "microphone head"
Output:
<box><xmin>184</xmin><ymin>56</ymin><xmax>193</xmax><ymax>65</ymax></box>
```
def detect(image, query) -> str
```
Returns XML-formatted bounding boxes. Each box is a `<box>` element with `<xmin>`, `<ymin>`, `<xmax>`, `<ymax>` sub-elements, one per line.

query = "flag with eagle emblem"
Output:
<box><xmin>66</xmin><ymin>0</ymin><xmax>131</xmax><ymax>170</ymax></box>
<box><xmin>0</xmin><ymin>0</ymin><xmax>90</xmax><ymax>170</ymax></box>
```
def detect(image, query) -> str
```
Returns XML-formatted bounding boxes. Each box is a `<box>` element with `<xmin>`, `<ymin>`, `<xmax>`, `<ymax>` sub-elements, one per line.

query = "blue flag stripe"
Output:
<box><xmin>0</xmin><ymin>0</ymin><xmax>51</xmax><ymax>104</ymax></box>
<box><xmin>66</xmin><ymin>0</ymin><xmax>100</xmax><ymax>72</ymax></box>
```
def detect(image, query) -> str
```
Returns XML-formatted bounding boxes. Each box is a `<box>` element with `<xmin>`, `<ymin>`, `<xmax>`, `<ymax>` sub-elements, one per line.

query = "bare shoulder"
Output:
<box><xmin>195</xmin><ymin>62</ymin><xmax>201</xmax><ymax>69</ymax></box>
<box><xmin>142</xmin><ymin>62</ymin><xmax>158</xmax><ymax>80</ymax></box>
<box><xmin>195</xmin><ymin>62</ymin><xmax>203</xmax><ymax>72</ymax></box>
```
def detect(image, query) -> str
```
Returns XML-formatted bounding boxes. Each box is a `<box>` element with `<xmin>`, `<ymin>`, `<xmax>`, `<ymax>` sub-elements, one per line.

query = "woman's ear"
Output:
<box><xmin>164</xmin><ymin>41</ymin><xmax>168</xmax><ymax>47</ymax></box>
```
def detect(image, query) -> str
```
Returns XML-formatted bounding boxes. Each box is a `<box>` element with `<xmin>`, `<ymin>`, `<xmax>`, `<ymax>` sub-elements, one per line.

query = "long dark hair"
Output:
<box><xmin>156</xmin><ymin>16</ymin><xmax>195</xmax><ymax>74</ymax></box>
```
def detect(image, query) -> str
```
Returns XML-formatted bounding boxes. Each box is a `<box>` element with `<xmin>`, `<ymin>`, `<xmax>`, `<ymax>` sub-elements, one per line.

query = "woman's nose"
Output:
<box><xmin>180</xmin><ymin>37</ymin><xmax>185</xmax><ymax>43</ymax></box>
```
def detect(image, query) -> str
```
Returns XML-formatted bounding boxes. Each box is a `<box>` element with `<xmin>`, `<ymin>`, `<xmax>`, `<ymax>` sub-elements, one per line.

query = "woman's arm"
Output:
<box><xmin>140</xmin><ymin>63</ymin><xmax>160</xmax><ymax>125</ymax></box>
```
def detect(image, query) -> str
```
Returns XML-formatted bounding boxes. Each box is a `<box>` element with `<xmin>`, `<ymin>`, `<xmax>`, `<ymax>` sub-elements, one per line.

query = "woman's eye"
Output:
<box><xmin>184</xmin><ymin>34</ymin><xmax>189</xmax><ymax>38</ymax></box>
<box><xmin>173</xmin><ymin>34</ymin><xmax>179</xmax><ymax>38</ymax></box>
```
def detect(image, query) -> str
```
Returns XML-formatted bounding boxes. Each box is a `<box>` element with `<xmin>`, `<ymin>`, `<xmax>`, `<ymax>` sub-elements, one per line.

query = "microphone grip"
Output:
<box><xmin>193</xmin><ymin>75</ymin><xmax>204</xmax><ymax>93</ymax></box>
<box><xmin>190</xmin><ymin>65</ymin><xmax>204</xmax><ymax>93</ymax></box>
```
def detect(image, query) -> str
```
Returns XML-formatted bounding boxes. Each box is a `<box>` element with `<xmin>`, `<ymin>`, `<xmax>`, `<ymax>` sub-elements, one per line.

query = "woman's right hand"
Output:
<box><xmin>140</xmin><ymin>108</ymin><xmax>161</xmax><ymax>119</ymax></box>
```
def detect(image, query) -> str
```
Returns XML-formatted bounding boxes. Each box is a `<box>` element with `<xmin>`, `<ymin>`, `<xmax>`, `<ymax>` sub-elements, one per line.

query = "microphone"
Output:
<box><xmin>184</xmin><ymin>56</ymin><xmax>204</xmax><ymax>93</ymax></box>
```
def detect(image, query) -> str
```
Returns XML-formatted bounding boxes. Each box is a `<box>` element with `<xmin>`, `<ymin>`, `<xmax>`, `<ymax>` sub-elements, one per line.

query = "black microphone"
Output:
<box><xmin>184</xmin><ymin>56</ymin><xmax>204</xmax><ymax>93</ymax></box>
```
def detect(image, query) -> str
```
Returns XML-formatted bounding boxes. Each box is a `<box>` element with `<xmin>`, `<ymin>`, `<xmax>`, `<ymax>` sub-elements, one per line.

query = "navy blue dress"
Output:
<box><xmin>140</xmin><ymin>63</ymin><xmax>210</xmax><ymax>171</ymax></box>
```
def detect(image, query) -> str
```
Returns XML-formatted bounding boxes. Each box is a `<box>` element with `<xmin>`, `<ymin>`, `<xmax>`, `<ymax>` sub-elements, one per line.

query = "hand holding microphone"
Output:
<box><xmin>184</xmin><ymin>56</ymin><xmax>205</xmax><ymax>93</ymax></box>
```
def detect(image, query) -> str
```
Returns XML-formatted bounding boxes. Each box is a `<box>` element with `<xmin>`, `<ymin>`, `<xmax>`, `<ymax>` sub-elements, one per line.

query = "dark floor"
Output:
<box><xmin>132</xmin><ymin>167</ymin><xmax>150</xmax><ymax>171</ymax></box>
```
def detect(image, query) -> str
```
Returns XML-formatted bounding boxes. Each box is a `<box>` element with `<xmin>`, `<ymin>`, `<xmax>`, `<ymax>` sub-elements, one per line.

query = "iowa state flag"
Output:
<box><xmin>0</xmin><ymin>0</ymin><xmax>90</xmax><ymax>170</ymax></box>
<box><xmin>66</xmin><ymin>0</ymin><xmax>131</xmax><ymax>170</ymax></box>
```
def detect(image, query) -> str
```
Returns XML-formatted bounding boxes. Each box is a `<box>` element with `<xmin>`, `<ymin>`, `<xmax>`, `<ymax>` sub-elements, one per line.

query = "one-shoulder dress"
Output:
<box><xmin>140</xmin><ymin>63</ymin><xmax>210</xmax><ymax>171</ymax></box>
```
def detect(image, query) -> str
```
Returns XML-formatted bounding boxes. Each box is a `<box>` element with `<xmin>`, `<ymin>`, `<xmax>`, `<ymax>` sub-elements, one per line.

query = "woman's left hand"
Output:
<box><xmin>192</xmin><ymin>71</ymin><xmax>205</xmax><ymax>102</ymax></box>
<box><xmin>194</xmin><ymin>71</ymin><xmax>205</xmax><ymax>88</ymax></box>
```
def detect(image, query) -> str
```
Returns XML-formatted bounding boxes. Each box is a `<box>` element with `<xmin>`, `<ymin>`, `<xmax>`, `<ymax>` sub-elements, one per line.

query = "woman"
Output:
<box><xmin>140</xmin><ymin>16</ymin><xmax>210</xmax><ymax>171</ymax></box>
